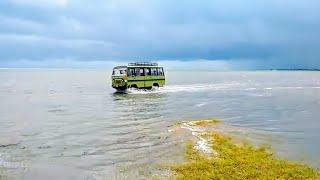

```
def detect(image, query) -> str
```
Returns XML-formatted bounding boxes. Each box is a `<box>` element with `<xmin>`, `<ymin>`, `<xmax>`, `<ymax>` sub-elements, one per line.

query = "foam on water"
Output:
<box><xmin>126</xmin><ymin>83</ymin><xmax>320</xmax><ymax>95</ymax></box>
<box><xmin>124</xmin><ymin>82</ymin><xmax>248</xmax><ymax>94</ymax></box>
<box><xmin>180</xmin><ymin>122</ymin><xmax>213</xmax><ymax>155</ymax></box>
<box><xmin>0</xmin><ymin>153</ymin><xmax>22</xmax><ymax>169</ymax></box>
<box><xmin>126</xmin><ymin>88</ymin><xmax>160</xmax><ymax>94</ymax></box>
<box><xmin>195</xmin><ymin>102</ymin><xmax>207</xmax><ymax>107</ymax></box>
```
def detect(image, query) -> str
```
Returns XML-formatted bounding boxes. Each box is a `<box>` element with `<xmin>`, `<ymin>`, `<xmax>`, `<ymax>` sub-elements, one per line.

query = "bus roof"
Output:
<box><xmin>128</xmin><ymin>62</ymin><xmax>158</xmax><ymax>66</ymax></box>
<box><xmin>127</xmin><ymin>62</ymin><xmax>163</xmax><ymax>68</ymax></box>
<box><xmin>113</xmin><ymin>66</ymin><xmax>127</xmax><ymax>69</ymax></box>
<box><xmin>127</xmin><ymin>65</ymin><xmax>162</xmax><ymax>68</ymax></box>
<box><xmin>114</xmin><ymin>62</ymin><xmax>163</xmax><ymax>68</ymax></box>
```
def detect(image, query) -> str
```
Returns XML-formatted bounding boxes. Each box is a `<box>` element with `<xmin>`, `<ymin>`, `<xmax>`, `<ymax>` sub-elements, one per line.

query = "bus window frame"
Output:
<box><xmin>128</xmin><ymin>67</ymin><xmax>164</xmax><ymax>76</ymax></box>
<box><xmin>134</xmin><ymin>68</ymin><xmax>140</xmax><ymax>76</ymax></box>
<box><xmin>128</xmin><ymin>68</ymin><xmax>135</xmax><ymax>76</ymax></box>
<box><xmin>139</xmin><ymin>68</ymin><xmax>145</xmax><ymax>76</ymax></box>
<box><xmin>151</xmin><ymin>68</ymin><xmax>158</xmax><ymax>76</ymax></box>
<box><xmin>133</xmin><ymin>68</ymin><xmax>145</xmax><ymax>76</ymax></box>
<box><xmin>145</xmin><ymin>68</ymin><xmax>151</xmax><ymax>76</ymax></box>
<box><xmin>158</xmin><ymin>67</ymin><xmax>164</xmax><ymax>76</ymax></box>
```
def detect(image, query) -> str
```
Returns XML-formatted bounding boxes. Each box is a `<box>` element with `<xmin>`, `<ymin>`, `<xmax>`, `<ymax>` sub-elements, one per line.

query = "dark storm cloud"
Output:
<box><xmin>0</xmin><ymin>0</ymin><xmax>319</xmax><ymax>68</ymax></box>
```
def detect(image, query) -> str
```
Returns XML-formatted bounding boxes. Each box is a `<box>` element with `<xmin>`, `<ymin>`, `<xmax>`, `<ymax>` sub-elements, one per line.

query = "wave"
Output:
<box><xmin>195</xmin><ymin>102</ymin><xmax>207</xmax><ymax>107</ymax></box>
<box><xmin>126</xmin><ymin>83</ymin><xmax>320</xmax><ymax>95</ymax></box>
<box><xmin>126</xmin><ymin>83</ymin><xmax>245</xmax><ymax>94</ymax></box>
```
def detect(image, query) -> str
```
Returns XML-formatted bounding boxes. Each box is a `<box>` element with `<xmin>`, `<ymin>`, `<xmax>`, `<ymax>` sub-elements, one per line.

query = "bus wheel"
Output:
<box><xmin>130</xmin><ymin>84</ymin><xmax>138</xmax><ymax>89</ymax></box>
<box><xmin>152</xmin><ymin>83</ymin><xmax>159</xmax><ymax>90</ymax></box>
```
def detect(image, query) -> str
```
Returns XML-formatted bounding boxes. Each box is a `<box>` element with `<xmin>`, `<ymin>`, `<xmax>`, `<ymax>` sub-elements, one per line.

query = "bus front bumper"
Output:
<box><xmin>112</xmin><ymin>79</ymin><xmax>127</xmax><ymax>89</ymax></box>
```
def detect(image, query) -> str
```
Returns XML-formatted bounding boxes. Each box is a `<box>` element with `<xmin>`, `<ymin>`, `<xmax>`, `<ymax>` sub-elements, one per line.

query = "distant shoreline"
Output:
<box><xmin>0</xmin><ymin>67</ymin><xmax>319</xmax><ymax>72</ymax></box>
<box><xmin>270</xmin><ymin>69</ymin><xmax>320</xmax><ymax>71</ymax></box>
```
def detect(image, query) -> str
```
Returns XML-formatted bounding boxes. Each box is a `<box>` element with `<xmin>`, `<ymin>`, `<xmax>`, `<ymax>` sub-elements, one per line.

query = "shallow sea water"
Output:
<box><xmin>0</xmin><ymin>69</ymin><xmax>319</xmax><ymax>179</ymax></box>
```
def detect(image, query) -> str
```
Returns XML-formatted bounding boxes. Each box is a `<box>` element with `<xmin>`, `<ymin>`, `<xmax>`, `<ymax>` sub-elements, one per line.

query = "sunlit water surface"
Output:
<box><xmin>0</xmin><ymin>69</ymin><xmax>320</xmax><ymax>179</ymax></box>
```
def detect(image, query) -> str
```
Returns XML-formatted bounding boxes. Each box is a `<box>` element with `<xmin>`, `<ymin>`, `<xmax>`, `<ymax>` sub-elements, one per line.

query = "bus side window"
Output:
<box><xmin>158</xmin><ymin>68</ymin><xmax>164</xmax><ymax>76</ymax></box>
<box><xmin>128</xmin><ymin>68</ymin><xmax>134</xmax><ymax>76</ymax></box>
<box><xmin>135</xmin><ymin>68</ymin><xmax>140</xmax><ymax>76</ymax></box>
<box><xmin>157</xmin><ymin>68</ymin><xmax>163</xmax><ymax>76</ymax></box>
<box><xmin>145</xmin><ymin>68</ymin><xmax>151</xmax><ymax>76</ymax></box>
<box><xmin>151</xmin><ymin>68</ymin><xmax>158</xmax><ymax>76</ymax></box>
<box><xmin>140</xmin><ymin>68</ymin><xmax>145</xmax><ymax>76</ymax></box>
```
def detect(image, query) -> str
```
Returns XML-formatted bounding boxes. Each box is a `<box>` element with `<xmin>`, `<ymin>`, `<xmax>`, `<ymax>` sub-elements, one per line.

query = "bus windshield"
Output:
<box><xmin>112</xmin><ymin>68</ymin><xmax>127</xmax><ymax>76</ymax></box>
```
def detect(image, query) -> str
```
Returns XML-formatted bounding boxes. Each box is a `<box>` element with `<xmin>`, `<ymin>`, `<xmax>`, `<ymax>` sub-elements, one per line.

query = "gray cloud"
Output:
<box><xmin>0</xmin><ymin>0</ymin><xmax>319</xmax><ymax>68</ymax></box>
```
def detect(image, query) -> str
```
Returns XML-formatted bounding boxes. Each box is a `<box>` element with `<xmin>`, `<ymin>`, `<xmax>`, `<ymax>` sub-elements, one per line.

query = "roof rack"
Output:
<box><xmin>128</xmin><ymin>62</ymin><xmax>158</xmax><ymax>66</ymax></box>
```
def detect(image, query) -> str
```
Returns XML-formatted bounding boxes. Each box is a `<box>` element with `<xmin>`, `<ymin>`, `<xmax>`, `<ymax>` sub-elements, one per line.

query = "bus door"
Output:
<box><xmin>144</xmin><ymin>68</ymin><xmax>152</xmax><ymax>87</ymax></box>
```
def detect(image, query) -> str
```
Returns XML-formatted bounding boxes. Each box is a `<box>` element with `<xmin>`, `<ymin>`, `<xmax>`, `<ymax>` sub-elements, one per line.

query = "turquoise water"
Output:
<box><xmin>0</xmin><ymin>69</ymin><xmax>319</xmax><ymax>179</ymax></box>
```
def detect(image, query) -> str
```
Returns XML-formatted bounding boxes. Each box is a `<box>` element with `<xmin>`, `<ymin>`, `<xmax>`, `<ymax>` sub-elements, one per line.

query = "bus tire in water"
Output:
<box><xmin>130</xmin><ymin>84</ymin><xmax>138</xmax><ymax>89</ymax></box>
<box><xmin>152</xmin><ymin>83</ymin><xmax>159</xmax><ymax>90</ymax></box>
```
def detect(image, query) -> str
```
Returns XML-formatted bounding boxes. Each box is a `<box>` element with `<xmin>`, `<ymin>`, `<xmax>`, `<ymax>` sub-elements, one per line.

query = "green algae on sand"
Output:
<box><xmin>168</xmin><ymin>120</ymin><xmax>320</xmax><ymax>180</ymax></box>
<box><xmin>186</xmin><ymin>119</ymin><xmax>220</xmax><ymax>127</ymax></box>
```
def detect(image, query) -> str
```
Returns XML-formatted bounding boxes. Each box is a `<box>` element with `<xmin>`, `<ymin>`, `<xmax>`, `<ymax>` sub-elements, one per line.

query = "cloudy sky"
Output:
<box><xmin>0</xmin><ymin>0</ymin><xmax>319</xmax><ymax>69</ymax></box>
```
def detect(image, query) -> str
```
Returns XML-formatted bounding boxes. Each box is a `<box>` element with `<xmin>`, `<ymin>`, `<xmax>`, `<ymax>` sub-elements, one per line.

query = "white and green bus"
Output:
<box><xmin>111</xmin><ymin>62</ymin><xmax>165</xmax><ymax>91</ymax></box>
